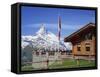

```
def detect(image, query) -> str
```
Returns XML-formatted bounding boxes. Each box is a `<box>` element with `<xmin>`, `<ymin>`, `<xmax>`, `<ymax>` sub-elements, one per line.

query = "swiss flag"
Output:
<box><xmin>58</xmin><ymin>16</ymin><xmax>61</xmax><ymax>41</ymax></box>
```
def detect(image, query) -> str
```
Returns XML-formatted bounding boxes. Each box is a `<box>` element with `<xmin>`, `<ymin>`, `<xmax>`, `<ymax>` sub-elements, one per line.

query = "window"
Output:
<box><xmin>85</xmin><ymin>43</ymin><xmax>90</xmax><ymax>45</ymax></box>
<box><xmin>86</xmin><ymin>47</ymin><xmax>90</xmax><ymax>51</ymax></box>
<box><xmin>61</xmin><ymin>51</ymin><xmax>66</xmax><ymax>55</ymax></box>
<box><xmin>85</xmin><ymin>33</ymin><xmax>92</xmax><ymax>40</ymax></box>
<box><xmin>85</xmin><ymin>42</ymin><xmax>90</xmax><ymax>51</ymax></box>
<box><xmin>77</xmin><ymin>43</ymin><xmax>81</xmax><ymax>51</ymax></box>
<box><xmin>49</xmin><ymin>52</ymin><xmax>54</xmax><ymax>56</ymax></box>
<box><xmin>77</xmin><ymin>47</ymin><xmax>81</xmax><ymax>51</ymax></box>
<box><xmin>36</xmin><ymin>52</ymin><xmax>39</xmax><ymax>56</ymax></box>
<box><xmin>41</xmin><ymin>51</ymin><xmax>46</xmax><ymax>55</ymax></box>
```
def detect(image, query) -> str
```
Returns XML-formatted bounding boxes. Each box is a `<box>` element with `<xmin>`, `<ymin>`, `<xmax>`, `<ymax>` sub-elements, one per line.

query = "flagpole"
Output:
<box><xmin>58</xmin><ymin>16</ymin><xmax>61</xmax><ymax>52</ymax></box>
<box><xmin>57</xmin><ymin>15</ymin><xmax>62</xmax><ymax>65</ymax></box>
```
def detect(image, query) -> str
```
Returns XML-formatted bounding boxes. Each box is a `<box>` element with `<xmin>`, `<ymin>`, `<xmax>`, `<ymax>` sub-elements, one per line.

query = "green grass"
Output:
<box><xmin>21</xmin><ymin>59</ymin><xmax>95</xmax><ymax>71</ymax></box>
<box><xmin>48</xmin><ymin>59</ymin><xmax>95</xmax><ymax>69</ymax></box>
<box><xmin>21</xmin><ymin>64</ymin><xmax>34</xmax><ymax>71</ymax></box>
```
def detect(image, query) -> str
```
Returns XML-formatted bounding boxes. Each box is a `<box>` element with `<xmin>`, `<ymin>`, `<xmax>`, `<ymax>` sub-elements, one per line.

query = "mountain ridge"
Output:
<box><xmin>22</xmin><ymin>25</ymin><xmax>72</xmax><ymax>51</ymax></box>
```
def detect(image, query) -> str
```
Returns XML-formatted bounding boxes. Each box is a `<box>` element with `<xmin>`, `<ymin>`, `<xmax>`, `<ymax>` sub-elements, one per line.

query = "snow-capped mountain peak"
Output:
<box><xmin>36</xmin><ymin>25</ymin><xmax>47</xmax><ymax>36</ymax></box>
<box><xmin>22</xmin><ymin>25</ymin><xmax>72</xmax><ymax>51</ymax></box>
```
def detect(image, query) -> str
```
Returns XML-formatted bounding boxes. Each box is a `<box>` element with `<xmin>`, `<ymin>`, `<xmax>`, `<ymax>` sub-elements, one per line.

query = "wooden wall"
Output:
<box><xmin>72</xmin><ymin>35</ymin><xmax>95</xmax><ymax>56</ymax></box>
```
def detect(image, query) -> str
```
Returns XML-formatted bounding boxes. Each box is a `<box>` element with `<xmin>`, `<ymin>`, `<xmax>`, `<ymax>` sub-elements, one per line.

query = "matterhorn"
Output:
<box><xmin>22</xmin><ymin>25</ymin><xmax>72</xmax><ymax>52</ymax></box>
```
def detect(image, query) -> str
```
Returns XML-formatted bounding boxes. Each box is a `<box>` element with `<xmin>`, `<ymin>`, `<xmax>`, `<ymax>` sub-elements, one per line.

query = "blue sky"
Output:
<box><xmin>21</xmin><ymin>6</ymin><xmax>95</xmax><ymax>38</ymax></box>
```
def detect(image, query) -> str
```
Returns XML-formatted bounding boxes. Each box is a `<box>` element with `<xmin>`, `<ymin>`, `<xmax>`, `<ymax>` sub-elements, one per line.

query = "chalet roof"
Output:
<box><xmin>64</xmin><ymin>23</ymin><xmax>95</xmax><ymax>42</ymax></box>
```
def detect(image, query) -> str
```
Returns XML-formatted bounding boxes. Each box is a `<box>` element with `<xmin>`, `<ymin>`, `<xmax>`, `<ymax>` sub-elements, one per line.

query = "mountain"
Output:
<box><xmin>22</xmin><ymin>25</ymin><xmax>72</xmax><ymax>51</ymax></box>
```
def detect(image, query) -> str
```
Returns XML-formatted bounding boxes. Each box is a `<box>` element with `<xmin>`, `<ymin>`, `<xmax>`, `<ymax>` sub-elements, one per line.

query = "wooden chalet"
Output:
<box><xmin>64</xmin><ymin>23</ymin><xmax>96</xmax><ymax>60</ymax></box>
